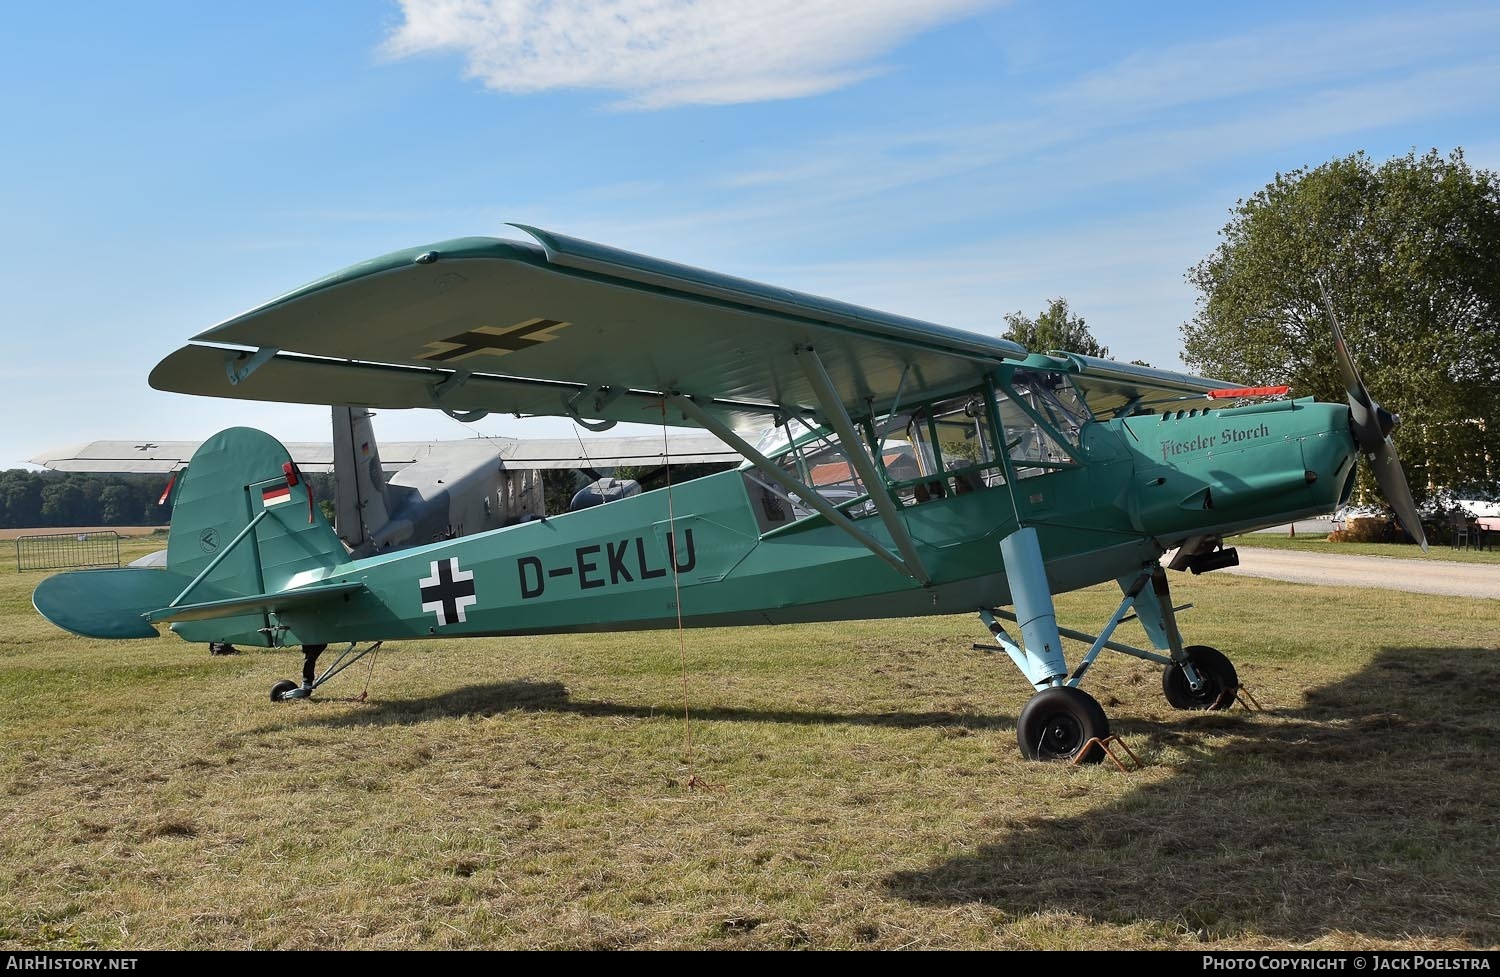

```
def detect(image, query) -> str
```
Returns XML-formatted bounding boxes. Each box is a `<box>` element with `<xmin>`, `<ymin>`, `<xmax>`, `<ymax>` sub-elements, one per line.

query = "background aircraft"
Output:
<box><xmin>33</xmin><ymin>406</ymin><xmax>739</xmax><ymax>554</ymax></box>
<box><xmin>32</xmin><ymin>227</ymin><xmax>1426</xmax><ymax>764</ymax></box>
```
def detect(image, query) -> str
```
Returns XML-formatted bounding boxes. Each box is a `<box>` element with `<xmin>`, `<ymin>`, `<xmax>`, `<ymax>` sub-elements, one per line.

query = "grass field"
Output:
<box><xmin>3</xmin><ymin>537</ymin><xmax>1499</xmax><ymax>950</ymax></box>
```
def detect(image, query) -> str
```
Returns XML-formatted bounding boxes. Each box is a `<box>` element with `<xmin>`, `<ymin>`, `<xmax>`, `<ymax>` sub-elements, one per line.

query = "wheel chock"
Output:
<box><xmin>1234</xmin><ymin>685</ymin><xmax>1264</xmax><ymax>711</ymax></box>
<box><xmin>1072</xmin><ymin>734</ymin><xmax>1143</xmax><ymax>772</ymax></box>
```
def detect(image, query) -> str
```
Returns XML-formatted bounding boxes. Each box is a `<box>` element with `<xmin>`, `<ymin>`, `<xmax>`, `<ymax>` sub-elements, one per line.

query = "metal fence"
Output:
<box><xmin>15</xmin><ymin>531</ymin><xmax>122</xmax><ymax>572</ymax></box>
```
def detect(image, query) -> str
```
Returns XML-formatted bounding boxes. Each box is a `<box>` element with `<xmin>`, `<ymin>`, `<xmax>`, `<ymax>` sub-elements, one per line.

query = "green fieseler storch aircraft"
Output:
<box><xmin>33</xmin><ymin>226</ymin><xmax>1428</xmax><ymax>763</ymax></box>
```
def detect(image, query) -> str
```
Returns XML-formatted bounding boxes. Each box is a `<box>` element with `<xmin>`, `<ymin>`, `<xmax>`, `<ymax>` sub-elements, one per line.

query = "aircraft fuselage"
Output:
<box><xmin>172</xmin><ymin>396</ymin><xmax>1356</xmax><ymax>648</ymax></box>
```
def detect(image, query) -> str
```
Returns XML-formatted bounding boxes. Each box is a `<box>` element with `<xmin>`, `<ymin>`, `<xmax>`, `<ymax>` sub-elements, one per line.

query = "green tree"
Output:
<box><xmin>40</xmin><ymin>481</ymin><xmax>86</xmax><ymax>526</ymax></box>
<box><xmin>1182</xmin><ymin>148</ymin><xmax>1500</xmax><ymax>508</ymax></box>
<box><xmin>99</xmin><ymin>484</ymin><xmax>133</xmax><ymax>525</ymax></box>
<box><xmin>1003</xmin><ymin>298</ymin><xmax>1110</xmax><ymax>358</ymax></box>
<box><xmin>0</xmin><ymin>472</ymin><xmax>43</xmax><ymax>528</ymax></box>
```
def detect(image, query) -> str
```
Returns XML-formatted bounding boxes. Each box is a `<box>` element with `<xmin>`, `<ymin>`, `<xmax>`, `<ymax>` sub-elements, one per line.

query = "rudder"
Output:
<box><xmin>165</xmin><ymin>427</ymin><xmax>349</xmax><ymax>644</ymax></box>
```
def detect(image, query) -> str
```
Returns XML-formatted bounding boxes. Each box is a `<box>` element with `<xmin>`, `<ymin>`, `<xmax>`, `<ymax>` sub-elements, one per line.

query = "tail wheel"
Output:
<box><xmin>1162</xmin><ymin>645</ymin><xmax>1239</xmax><ymax>711</ymax></box>
<box><xmin>1017</xmin><ymin>686</ymin><xmax>1110</xmax><ymax>764</ymax></box>
<box><xmin>270</xmin><ymin>680</ymin><xmax>299</xmax><ymax>702</ymax></box>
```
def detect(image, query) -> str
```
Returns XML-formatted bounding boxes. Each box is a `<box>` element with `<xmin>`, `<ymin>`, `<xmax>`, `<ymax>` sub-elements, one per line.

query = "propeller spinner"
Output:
<box><xmin>1319</xmin><ymin>284</ymin><xmax>1429</xmax><ymax>552</ymax></box>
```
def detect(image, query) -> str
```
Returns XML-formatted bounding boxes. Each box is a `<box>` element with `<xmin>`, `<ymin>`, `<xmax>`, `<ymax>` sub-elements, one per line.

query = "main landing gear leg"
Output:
<box><xmin>1126</xmin><ymin>566</ymin><xmax>1239</xmax><ymax>711</ymax></box>
<box><xmin>980</xmin><ymin>528</ymin><xmax>1110</xmax><ymax>764</ymax></box>
<box><xmin>980</xmin><ymin>556</ymin><xmax>1246</xmax><ymax>761</ymax></box>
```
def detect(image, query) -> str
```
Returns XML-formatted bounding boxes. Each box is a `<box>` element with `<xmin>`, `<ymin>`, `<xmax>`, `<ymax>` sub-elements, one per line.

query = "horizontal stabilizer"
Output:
<box><xmin>34</xmin><ymin>570</ymin><xmax>365</xmax><ymax>637</ymax></box>
<box><xmin>33</xmin><ymin>568</ymin><xmax>189</xmax><ymax>639</ymax></box>
<box><xmin>144</xmin><ymin>580</ymin><xmax>366</xmax><ymax>625</ymax></box>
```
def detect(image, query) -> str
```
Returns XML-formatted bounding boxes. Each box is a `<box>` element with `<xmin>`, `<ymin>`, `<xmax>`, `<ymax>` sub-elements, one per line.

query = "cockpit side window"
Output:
<box><xmin>743</xmin><ymin>417</ymin><xmax>873</xmax><ymax>525</ymax></box>
<box><xmin>906</xmin><ymin>395</ymin><xmax>1004</xmax><ymax>495</ymax></box>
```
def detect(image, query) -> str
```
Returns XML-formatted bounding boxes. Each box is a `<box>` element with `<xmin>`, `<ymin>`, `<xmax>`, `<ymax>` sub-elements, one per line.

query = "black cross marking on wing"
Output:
<box><xmin>417</xmin><ymin>319</ymin><xmax>567</xmax><ymax>362</ymax></box>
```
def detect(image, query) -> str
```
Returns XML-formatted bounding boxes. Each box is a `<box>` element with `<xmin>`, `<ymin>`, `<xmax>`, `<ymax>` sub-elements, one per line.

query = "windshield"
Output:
<box><xmin>998</xmin><ymin>370</ymin><xmax>1088</xmax><ymax>472</ymax></box>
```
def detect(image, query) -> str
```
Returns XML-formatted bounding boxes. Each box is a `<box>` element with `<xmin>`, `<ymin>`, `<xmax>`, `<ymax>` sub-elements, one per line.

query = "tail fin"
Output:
<box><xmin>332</xmin><ymin>406</ymin><xmax>392</xmax><ymax>555</ymax></box>
<box><xmin>35</xmin><ymin>427</ymin><xmax>351</xmax><ymax>644</ymax></box>
<box><xmin>166</xmin><ymin>425</ymin><xmax>348</xmax><ymax>585</ymax></box>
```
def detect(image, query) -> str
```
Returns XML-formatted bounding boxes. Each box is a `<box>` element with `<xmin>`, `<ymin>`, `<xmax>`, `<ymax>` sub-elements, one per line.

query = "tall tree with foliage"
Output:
<box><xmin>1182</xmin><ymin>148</ymin><xmax>1500</xmax><ymax>508</ymax></box>
<box><xmin>1003</xmin><ymin>298</ymin><xmax>1110</xmax><ymax>358</ymax></box>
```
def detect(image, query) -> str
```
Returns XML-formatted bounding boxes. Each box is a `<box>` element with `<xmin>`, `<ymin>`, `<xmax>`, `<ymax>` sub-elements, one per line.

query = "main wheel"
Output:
<box><xmin>1016</xmin><ymin>686</ymin><xmax>1110</xmax><ymax>763</ymax></box>
<box><xmin>1162</xmin><ymin>645</ymin><xmax>1239</xmax><ymax>711</ymax></box>
<box><xmin>270</xmin><ymin>680</ymin><xmax>299</xmax><ymax>702</ymax></box>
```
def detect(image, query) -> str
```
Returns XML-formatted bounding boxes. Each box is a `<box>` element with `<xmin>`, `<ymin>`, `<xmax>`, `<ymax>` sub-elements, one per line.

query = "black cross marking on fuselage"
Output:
<box><xmin>134</xmin><ymin>443</ymin><xmax>159</xmax><ymax>451</ymax></box>
<box><xmin>419</xmin><ymin>319</ymin><xmax>565</xmax><ymax>362</ymax></box>
<box><xmin>419</xmin><ymin>558</ymin><xmax>477</xmax><ymax>627</ymax></box>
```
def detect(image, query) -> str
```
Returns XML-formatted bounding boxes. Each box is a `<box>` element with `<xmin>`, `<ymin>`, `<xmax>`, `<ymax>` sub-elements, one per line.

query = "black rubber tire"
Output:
<box><xmin>1016</xmin><ymin>686</ymin><xmax>1110</xmax><ymax>763</ymax></box>
<box><xmin>1162</xmin><ymin>645</ymin><xmax>1239</xmax><ymax>711</ymax></box>
<box><xmin>270</xmin><ymin>680</ymin><xmax>299</xmax><ymax>703</ymax></box>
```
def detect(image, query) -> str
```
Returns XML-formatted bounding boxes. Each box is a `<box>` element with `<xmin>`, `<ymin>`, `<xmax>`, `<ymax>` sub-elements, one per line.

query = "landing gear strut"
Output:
<box><xmin>270</xmin><ymin>643</ymin><xmax>326</xmax><ymax>701</ymax></box>
<box><xmin>269</xmin><ymin>642</ymin><xmax>381</xmax><ymax>702</ymax></box>
<box><xmin>980</xmin><ymin>529</ymin><xmax>1241</xmax><ymax>762</ymax></box>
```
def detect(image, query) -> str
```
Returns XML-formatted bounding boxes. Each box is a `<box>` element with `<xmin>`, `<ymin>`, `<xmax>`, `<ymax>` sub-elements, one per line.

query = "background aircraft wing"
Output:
<box><xmin>32</xmin><ymin>435</ymin><xmax>737</xmax><ymax>475</ymax></box>
<box><xmin>149</xmin><ymin>226</ymin><xmax>1029</xmax><ymax>434</ymax></box>
<box><xmin>29</xmin><ymin>439</ymin><xmax>435</xmax><ymax>474</ymax></box>
<box><xmin>498</xmin><ymin>434</ymin><xmax>739</xmax><ymax>468</ymax></box>
<box><xmin>29</xmin><ymin>441</ymin><xmax>206</xmax><ymax>474</ymax></box>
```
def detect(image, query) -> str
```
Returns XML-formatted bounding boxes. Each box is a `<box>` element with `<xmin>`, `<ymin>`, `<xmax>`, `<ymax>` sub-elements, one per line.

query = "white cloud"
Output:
<box><xmin>384</xmin><ymin>0</ymin><xmax>996</xmax><ymax>108</ymax></box>
<box><xmin>1051</xmin><ymin>5</ymin><xmax>1500</xmax><ymax>117</ymax></box>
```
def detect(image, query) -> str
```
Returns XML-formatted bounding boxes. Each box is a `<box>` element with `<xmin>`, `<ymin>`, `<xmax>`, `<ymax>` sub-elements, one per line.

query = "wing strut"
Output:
<box><xmin>226</xmin><ymin>346</ymin><xmax>281</xmax><ymax>385</ymax></box>
<box><xmin>794</xmin><ymin>347</ymin><xmax>931</xmax><ymax>585</ymax></box>
<box><xmin>666</xmin><ymin>394</ymin><xmax>929</xmax><ymax>585</ymax></box>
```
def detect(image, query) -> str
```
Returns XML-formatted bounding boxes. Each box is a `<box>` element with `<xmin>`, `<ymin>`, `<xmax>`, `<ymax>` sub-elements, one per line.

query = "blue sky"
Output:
<box><xmin>2</xmin><ymin>0</ymin><xmax>1496</xmax><ymax>469</ymax></box>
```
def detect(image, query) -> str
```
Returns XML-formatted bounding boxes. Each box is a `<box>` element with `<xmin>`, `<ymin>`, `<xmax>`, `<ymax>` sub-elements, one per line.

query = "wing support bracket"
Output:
<box><xmin>562</xmin><ymin>385</ymin><xmax>621</xmax><ymax>432</ymax></box>
<box><xmin>225</xmin><ymin>346</ymin><xmax>281</xmax><ymax>386</ymax></box>
<box><xmin>794</xmin><ymin>347</ymin><xmax>931</xmax><ymax>585</ymax></box>
<box><xmin>426</xmin><ymin>370</ymin><xmax>489</xmax><ymax>422</ymax></box>
<box><xmin>666</xmin><ymin>393</ymin><xmax>928</xmax><ymax>585</ymax></box>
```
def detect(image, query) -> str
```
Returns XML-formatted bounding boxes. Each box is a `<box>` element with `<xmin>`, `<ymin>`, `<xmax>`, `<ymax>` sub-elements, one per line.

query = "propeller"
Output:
<box><xmin>1318</xmin><ymin>282</ymin><xmax>1429</xmax><ymax>552</ymax></box>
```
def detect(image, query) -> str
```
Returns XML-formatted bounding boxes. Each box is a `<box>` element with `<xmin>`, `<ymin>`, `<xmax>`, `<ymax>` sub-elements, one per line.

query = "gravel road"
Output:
<box><xmin>1225</xmin><ymin>547</ymin><xmax>1500</xmax><ymax>599</ymax></box>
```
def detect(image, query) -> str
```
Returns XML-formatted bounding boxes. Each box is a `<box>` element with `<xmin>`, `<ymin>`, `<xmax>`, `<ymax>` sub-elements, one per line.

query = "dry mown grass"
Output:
<box><xmin>2</xmin><ymin>538</ymin><xmax>1498</xmax><ymax>949</ymax></box>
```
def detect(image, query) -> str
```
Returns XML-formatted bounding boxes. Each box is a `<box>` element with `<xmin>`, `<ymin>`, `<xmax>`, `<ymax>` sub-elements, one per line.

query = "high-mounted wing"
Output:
<box><xmin>149</xmin><ymin>227</ymin><xmax>1028</xmax><ymax>433</ymax></box>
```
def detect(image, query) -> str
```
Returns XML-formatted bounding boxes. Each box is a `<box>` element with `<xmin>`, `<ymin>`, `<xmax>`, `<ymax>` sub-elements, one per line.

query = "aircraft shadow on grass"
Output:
<box><xmin>261</xmin><ymin>678</ymin><xmax>1016</xmax><ymax>734</ymax></box>
<box><xmin>885</xmin><ymin>646</ymin><xmax>1500</xmax><ymax>945</ymax></box>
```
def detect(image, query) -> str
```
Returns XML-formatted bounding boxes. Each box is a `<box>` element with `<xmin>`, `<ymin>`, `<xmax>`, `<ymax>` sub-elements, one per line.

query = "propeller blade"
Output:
<box><xmin>1318</xmin><ymin>279</ymin><xmax>1427</xmax><ymax>552</ymax></box>
<box><xmin>1318</xmin><ymin>282</ymin><xmax>1382</xmax><ymax>449</ymax></box>
<box><xmin>1370</xmin><ymin>437</ymin><xmax>1429</xmax><ymax>552</ymax></box>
